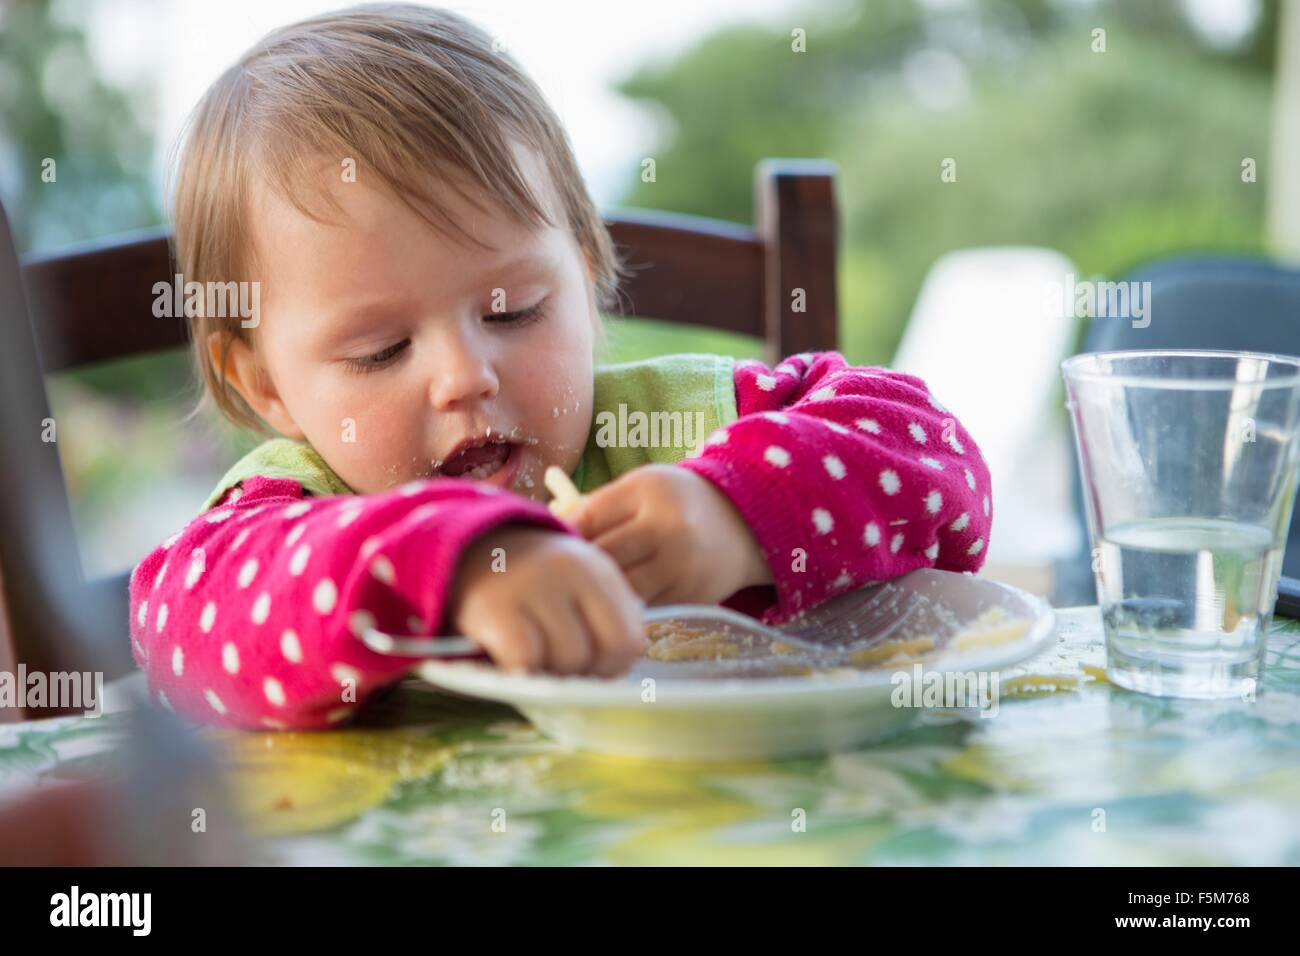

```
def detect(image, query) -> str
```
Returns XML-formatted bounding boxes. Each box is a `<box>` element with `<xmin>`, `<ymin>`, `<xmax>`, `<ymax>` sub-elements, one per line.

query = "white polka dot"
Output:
<box><xmin>925</xmin><ymin>490</ymin><xmax>943</xmax><ymax>515</ymax></box>
<box><xmin>864</xmin><ymin>523</ymin><xmax>881</xmax><ymax>547</ymax></box>
<box><xmin>823</xmin><ymin>420</ymin><xmax>850</xmax><ymax>436</ymax></box>
<box><xmin>399</xmin><ymin>481</ymin><xmax>426</xmax><ymax>496</ymax></box>
<box><xmin>289</xmin><ymin>544</ymin><xmax>311</xmax><ymax>577</ymax></box>
<box><xmin>776</xmin><ymin>364</ymin><xmax>799</xmax><ymax>377</ymax></box>
<box><xmin>919</xmin><ymin>456</ymin><xmax>944</xmax><ymax>471</ymax></box>
<box><xmin>908</xmin><ymin>422</ymin><xmax>927</xmax><ymax>445</ymax></box>
<box><xmin>199</xmin><ymin>601</ymin><xmax>217</xmax><ymax>633</ymax></box>
<box><xmin>332</xmin><ymin>663</ymin><xmax>361</xmax><ymax>686</ymax></box>
<box><xmin>968</xmin><ymin>537</ymin><xmax>984</xmax><ymax>555</ymax></box>
<box><xmin>284</xmin><ymin>501</ymin><xmax>312</xmax><ymax>519</ymax></box>
<box><xmin>764</xmin><ymin>412</ymin><xmax>789</xmax><ymax>425</ymax></box>
<box><xmin>204</xmin><ymin>689</ymin><xmax>226</xmax><ymax>715</ymax></box>
<box><xmin>137</xmin><ymin>600</ymin><xmax>148</xmax><ymax>628</ymax></box>
<box><xmin>285</xmin><ymin>523</ymin><xmax>307</xmax><ymax>548</ymax></box>
<box><xmin>184</xmin><ymin>550</ymin><xmax>205</xmax><ymax>589</ymax></box>
<box><xmin>239</xmin><ymin>506</ymin><xmax>265</xmax><ymax>521</ymax></box>
<box><xmin>983</xmin><ymin>496</ymin><xmax>990</xmax><ymax>517</ymax></box>
<box><xmin>313</xmin><ymin>578</ymin><xmax>338</xmax><ymax>614</ymax></box>
<box><xmin>280</xmin><ymin>629</ymin><xmax>302</xmax><ymax>663</ymax></box>
<box><xmin>262</xmin><ymin>717</ymin><xmax>287</xmax><ymax>730</ymax></box>
<box><xmin>205</xmin><ymin>509</ymin><xmax>233</xmax><ymax>523</ymax></box>
<box><xmin>360</xmin><ymin>536</ymin><xmax>382</xmax><ymax>559</ymax></box>
<box><xmin>928</xmin><ymin>394</ymin><xmax>948</xmax><ymax>412</ymax></box>
<box><xmin>755</xmin><ymin>374</ymin><xmax>776</xmax><ymax>391</ymax></box>
<box><xmin>348</xmin><ymin>610</ymin><xmax>377</xmax><ymax>639</ymax></box>
<box><xmin>263</xmin><ymin>677</ymin><xmax>286</xmax><ymax>708</ymax></box>
<box><xmin>809</xmin><ymin>386</ymin><xmax>836</xmax><ymax>402</ymax></box>
<box><xmin>705</xmin><ymin>429</ymin><xmax>729</xmax><ymax>446</ymax></box>
<box><xmin>153</xmin><ymin>561</ymin><xmax>168</xmax><ymax>589</ymax></box>
<box><xmin>232</xmin><ymin>528</ymin><xmax>251</xmax><ymax>550</ymax></box>
<box><xmin>326</xmin><ymin>707</ymin><xmax>353</xmax><ymax>724</ymax></box>
<box><xmin>946</xmin><ymin>433</ymin><xmax>965</xmax><ymax>454</ymax></box>
<box><xmin>228</xmin><ymin>487</ymin><xmax>244</xmax><ymax>503</ymax></box>
<box><xmin>832</xmin><ymin>571</ymin><xmax>853</xmax><ymax>590</ymax></box>
<box><xmin>950</xmin><ymin>512</ymin><xmax>970</xmax><ymax>532</ymax></box>
<box><xmin>924</xmin><ymin>542</ymin><xmax>939</xmax><ymax>560</ymax></box>
<box><xmin>222</xmin><ymin>643</ymin><xmax>240</xmax><ymax>674</ymax></box>
<box><xmin>337</xmin><ymin>507</ymin><xmax>362</xmax><ymax>528</ymax></box>
<box><xmin>856</xmin><ymin>418</ymin><xmax>881</xmax><ymax>434</ymax></box>
<box><xmin>764</xmin><ymin>446</ymin><xmax>791</xmax><ymax>468</ymax></box>
<box><xmin>237</xmin><ymin>558</ymin><xmax>259</xmax><ymax>589</ymax></box>
<box><xmin>171</xmin><ymin>646</ymin><xmax>184</xmax><ymax>676</ymax></box>
<box><xmin>890</xmin><ymin>533</ymin><xmax>904</xmax><ymax>554</ymax></box>
<box><xmin>822</xmin><ymin>455</ymin><xmax>846</xmax><ymax>480</ymax></box>
<box><xmin>965</xmin><ymin>469</ymin><xmax>976</xmax><ymax>491</ymax></box>
<box><xmin>162</xmin><ymin>532</ymin><xmax>181</xmax><ymax>549</ymax></box>
<box><xmin>251</xmin><ymin>592</ymin><xmax>272</xmax><ymax>624</ymax></box>
<box><xmin>370</xmin><ymin>555</ymin><xmax>396</xmax><ymax>585</ymax></box>
<box><xmin>879</xmin><ymin>470</ymin><xmax>901</xmax><ymax>495</ymax></box>
<box><xmin>812</xmin><ymin>508</ymin><xmax>834</xmax><ymax>534</ymax></box>
<box><xmin>155</xmin><ymin>603</ymin><xmax>169</xmax><ymax>632</ymax></box>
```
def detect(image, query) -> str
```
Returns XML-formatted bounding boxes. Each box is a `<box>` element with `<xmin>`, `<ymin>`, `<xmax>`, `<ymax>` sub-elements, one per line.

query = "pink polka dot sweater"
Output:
<box><xmin>128</xmin><ymin>351</ymin><xmax>991</xmax><ymax>730</ymax></box>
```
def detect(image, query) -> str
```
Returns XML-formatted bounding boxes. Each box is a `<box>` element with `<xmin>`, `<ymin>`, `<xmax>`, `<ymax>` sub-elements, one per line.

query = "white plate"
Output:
<box><xmin>414</xmin><ymin>569</ymin><xmax>1056</xmax><ymax>761</ymax></box>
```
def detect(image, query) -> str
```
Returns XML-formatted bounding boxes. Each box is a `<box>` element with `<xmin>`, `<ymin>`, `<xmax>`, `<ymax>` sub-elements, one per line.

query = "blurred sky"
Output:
<box><xmin>61</xmin><ymin>0</ymin><xmax>816</xmax><ymax>208</ymax></box>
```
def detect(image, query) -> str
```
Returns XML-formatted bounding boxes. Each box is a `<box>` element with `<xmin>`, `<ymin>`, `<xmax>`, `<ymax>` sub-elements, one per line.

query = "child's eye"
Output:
<box><xmin>484</xmin><ymin>298</ymin><xmax>547</xmax><ymax>326</ymax></box>
<box><xmin>344</xmin><ymin>339</ymin><xmax>410</xmax><ymax>374</ymax></box>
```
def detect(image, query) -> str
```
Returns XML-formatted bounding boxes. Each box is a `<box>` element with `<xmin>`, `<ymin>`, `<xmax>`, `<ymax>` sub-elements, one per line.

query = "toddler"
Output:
<box><xmin>128</xmin><ymin>3</ymin><xmax>992</xmax><ymax>729</ymax></box>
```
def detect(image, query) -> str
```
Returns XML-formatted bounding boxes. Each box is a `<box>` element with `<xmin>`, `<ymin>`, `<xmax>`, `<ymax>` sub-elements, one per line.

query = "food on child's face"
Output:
<box><xmin>545</xmin><ymin>465</ymin><xmax>584</xmax><ymax>518</ymax></box>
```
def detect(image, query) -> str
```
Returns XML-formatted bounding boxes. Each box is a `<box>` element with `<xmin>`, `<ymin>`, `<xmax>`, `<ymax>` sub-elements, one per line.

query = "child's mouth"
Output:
<box><xmin>436</xmin><ymin>439</ymin><xmax>518</xmax><ymax>484</ymax></box>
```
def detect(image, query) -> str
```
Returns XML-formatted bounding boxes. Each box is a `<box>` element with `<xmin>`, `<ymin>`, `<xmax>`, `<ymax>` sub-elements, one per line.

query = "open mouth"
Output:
<box><xmin>436</xmin><ymin>438</ymin><xmax>517</xmax><ymax>482</ymax></box>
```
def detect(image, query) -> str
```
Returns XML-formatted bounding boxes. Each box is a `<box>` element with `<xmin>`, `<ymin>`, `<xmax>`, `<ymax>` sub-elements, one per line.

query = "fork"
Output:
<box><xmin>360</xmin><ymin>578</ymin><xmax>925</xmax><ymax>660</ymax></box>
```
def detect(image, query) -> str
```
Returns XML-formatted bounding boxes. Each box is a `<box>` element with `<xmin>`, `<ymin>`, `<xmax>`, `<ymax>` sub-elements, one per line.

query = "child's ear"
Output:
<box><xmin>206</xmin><ymin>331</ymin><xmax>306</xmax><ymax>440</ymax></box>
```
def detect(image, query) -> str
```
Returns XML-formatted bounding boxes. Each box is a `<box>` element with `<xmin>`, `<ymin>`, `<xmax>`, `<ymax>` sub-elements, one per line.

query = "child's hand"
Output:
<box><xmin>571</xmin><ymin>464</ymin><xmax>773</xmax><ymax>605</ymax></box>
<box><xmin>447</xmin><ymin>526</ymin><xmax>648</xmax><ymax>677</ymax></box>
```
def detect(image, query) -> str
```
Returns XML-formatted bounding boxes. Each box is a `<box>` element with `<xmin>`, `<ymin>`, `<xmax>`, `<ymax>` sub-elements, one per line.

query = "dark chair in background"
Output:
<box><xmin>1053</xmin><ymin>255</ymin><xmax>1300</xmax><ymax>607</ymax></box>
<box><xmin>1</xmin><ymin>158</ymin><xmax>840</xmax><ymax>715</ymax></box>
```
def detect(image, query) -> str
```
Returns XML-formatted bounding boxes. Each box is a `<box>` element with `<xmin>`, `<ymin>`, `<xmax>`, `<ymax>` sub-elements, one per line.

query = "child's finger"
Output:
<box><xmin>590</xmin><ymin>523</ymin><xmax>657</xmax><ymax>571</ymax></box>
<box><xmin>473</xmin><ymin>610</ymin><xmax>545</xmax><ymax>673</ymax></box>
<box><xmin>571</xmin><ymin>481</ymin><xmax>639</xmax><ymax>539</ymax></box>
<box><xmin>577</xmin><ymin>585</ymin><xmax>647</xmax><ymax>677</ymax></box>
<box><xmin>623</xmin><ymin>557</ymin><xmax>673</xmax><ymax>605</ymax></box>
<box><xmin>533</xmin><ymin>596</ymin><xmax>595</xmax><ymax>675</ymax></box>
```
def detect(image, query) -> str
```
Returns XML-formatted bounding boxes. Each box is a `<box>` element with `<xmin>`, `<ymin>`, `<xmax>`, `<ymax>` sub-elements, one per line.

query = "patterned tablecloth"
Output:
<box><xmin>4</xmin><ymin>607</ymin><xmax>1299</xmax><ymax>865</ymax></box>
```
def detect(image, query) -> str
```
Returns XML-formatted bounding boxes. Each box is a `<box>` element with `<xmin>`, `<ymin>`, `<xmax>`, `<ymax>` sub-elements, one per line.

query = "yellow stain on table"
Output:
<box><xmin>208</xmin><ymin>729</ymin><xmax>454</xmax><ymax>837</ymax></box>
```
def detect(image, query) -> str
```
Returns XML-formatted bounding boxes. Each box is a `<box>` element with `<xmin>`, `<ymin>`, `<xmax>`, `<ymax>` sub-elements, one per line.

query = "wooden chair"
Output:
<box><xmin>0</xmin><ymin>158</ymin><xmax>839</xmax><ymax>718</ymax></box>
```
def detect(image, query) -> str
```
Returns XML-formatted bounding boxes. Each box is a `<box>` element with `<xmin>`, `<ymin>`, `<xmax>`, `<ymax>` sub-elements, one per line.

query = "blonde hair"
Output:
<box><xmin>175</xmin><ymin>2</ymin><xmax>624</xmax><ymax>438</ymax></box>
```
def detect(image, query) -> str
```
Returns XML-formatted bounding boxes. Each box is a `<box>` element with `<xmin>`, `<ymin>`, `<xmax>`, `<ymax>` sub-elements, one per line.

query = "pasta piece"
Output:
<box><xmin>544</xmin><ymin>465</ymin><xmax>584</xmax><ymax>519</ymax></box>
<box><xmin>950</xmin><ymin>607</ymin><xmax>1031</xmax><ymax>652</ymax></box>
<box><xmin>849</xmin><ymin>636</ymin><xmax>936</xmax><ymax>667</ymax></box>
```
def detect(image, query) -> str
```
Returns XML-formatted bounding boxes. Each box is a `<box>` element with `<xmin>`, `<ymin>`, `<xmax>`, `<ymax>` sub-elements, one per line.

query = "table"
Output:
<box><xmin>4</xmin><ymin>608</ymin><xmax>1299</xmax><ymax>865</ymax></box>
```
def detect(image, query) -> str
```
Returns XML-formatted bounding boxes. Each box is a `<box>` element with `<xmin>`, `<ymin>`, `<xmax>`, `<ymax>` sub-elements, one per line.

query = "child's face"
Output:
<box><xmin>224</xmin><ymin>146</ymin><xmax>596</xmax><ymax>500</ymax></box>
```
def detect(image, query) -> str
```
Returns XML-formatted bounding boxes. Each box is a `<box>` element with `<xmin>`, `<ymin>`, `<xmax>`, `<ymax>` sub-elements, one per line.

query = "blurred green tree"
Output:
<box><xmin>0</xmin><ymin>0</ymin><xmax>160</xmax><ymax>253</ymax></box>
<box><xmin>614</xmin><ymin>0</ymin><xmax>1276</xmax><ymax>364</ymax></box>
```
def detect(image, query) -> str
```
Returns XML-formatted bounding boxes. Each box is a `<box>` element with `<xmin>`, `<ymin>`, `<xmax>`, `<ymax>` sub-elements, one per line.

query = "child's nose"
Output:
<box><xmin>429</xmin><ymin>335</ymin><xmax>500</xmax><ymax>410</ymax></box>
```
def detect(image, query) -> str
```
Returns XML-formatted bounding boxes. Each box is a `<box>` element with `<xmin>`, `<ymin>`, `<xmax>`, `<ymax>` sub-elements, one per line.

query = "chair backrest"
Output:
<box><xmin>1053</xmin><ymin>255</ymin><xmax>1300</xmax><ymax>605</ymax></box>
<box><xmin>1</xmin><ymin>159</ymin><xmax>839</xmax><ymax>711</ymax></box>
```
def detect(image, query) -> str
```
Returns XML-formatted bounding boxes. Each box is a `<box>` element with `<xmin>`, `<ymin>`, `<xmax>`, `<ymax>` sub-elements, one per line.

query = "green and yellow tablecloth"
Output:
<box><xmin>4</xmin><ymin>607</ymin><xmax>1299</xmax><ymax>865</ymax></box>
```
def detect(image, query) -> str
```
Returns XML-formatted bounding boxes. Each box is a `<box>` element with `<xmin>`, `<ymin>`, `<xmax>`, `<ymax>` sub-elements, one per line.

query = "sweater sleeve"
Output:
<box><xmin>676</xmin><ymin>351</ymin><xmax>993</xmax><ymax>623</ymax></box>
<box><xmin>127</xmin><ymin>476</ymin><xmax>571</xmax><ymax>730</ymax></box>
